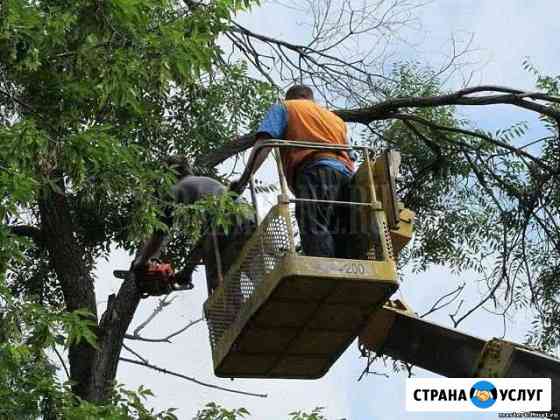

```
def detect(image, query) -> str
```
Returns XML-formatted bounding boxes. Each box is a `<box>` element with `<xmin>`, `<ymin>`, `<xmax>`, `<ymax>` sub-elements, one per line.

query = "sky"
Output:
<box><xmin>94</xmin><ymin>1</ymin><xmax>560</xmax><ymax>419</ymax></box>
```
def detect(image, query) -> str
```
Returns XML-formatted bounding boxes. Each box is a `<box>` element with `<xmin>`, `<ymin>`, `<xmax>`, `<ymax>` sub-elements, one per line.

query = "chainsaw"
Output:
<box><xmin>113</xmin><ymin>259</ymin><xmax>194</xmax><ymax>299</ymax></box>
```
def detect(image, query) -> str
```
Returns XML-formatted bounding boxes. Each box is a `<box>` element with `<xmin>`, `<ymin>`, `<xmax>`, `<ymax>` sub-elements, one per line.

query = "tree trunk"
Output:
<box><xmin>88</xmin><ymin>276</ymin><xmax>141</xmax><ymax>402</ymax></box>
<box><xmin>39</xmin><ymin>187</ymin><xmax>99</xmax><ymax>400</ymax></box>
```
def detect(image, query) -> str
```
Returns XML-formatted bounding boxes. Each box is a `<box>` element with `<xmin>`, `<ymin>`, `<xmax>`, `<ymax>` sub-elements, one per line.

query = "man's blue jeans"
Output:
<box><xmin>293</xmin><ymin>164</ymin><xmax>351</xmax><ymax>258</ymax></box>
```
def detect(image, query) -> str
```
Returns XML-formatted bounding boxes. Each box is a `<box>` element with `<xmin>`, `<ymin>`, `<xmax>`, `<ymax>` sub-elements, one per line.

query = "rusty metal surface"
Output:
<box><xmin>506</xmin><ymin>347</ymin><xmax>560</xmax><ymax>409</ymax></box>
<box><xmin>473</xmin><ymin>339</ymin><xmax>515</xmax><ymax>378</ymax></box>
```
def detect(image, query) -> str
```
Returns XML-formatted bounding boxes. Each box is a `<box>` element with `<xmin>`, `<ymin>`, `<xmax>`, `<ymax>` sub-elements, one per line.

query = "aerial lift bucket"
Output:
<box><xmin>204</xmin><ymin>141</ymin><xmax>411</xmax><ymax>379</ymax></box>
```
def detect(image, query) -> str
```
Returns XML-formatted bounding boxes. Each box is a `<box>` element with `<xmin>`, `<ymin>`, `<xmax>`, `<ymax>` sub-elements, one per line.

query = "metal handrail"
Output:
<box><xmin>245</xmin><ymin>139</ymin><xmax>373</xmax><ymax>178</ymax></box>
<box><xmin>240</xmin><ymin>139</ymin><xmax>380</xmax><ymax>224</ymax></box>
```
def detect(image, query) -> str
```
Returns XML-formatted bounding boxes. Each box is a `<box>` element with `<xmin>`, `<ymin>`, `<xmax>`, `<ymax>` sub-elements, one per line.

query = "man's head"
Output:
<box><xmin>285</xmin><ymin>85</ymin><xmax>314</xmax><ymax>101</ymax></box>
<box><xmin>165</xmin><ymin>155</ymin><xmax>194</xmax><ymax>179</ymax></box>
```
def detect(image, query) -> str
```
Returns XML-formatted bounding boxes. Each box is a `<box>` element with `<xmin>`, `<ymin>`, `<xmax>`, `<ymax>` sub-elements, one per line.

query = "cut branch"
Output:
<box><xmin>8</xmin><ymin>225</ymin><xmax>43</xmax><ymax>243</ymax></box>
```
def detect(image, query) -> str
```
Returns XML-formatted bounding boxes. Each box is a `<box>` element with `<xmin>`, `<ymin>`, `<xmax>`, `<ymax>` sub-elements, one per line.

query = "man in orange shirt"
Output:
<box><xmin>233</xmin><ymin>85</ymin><xmax>354</xmax><ymax>257</ymax></box>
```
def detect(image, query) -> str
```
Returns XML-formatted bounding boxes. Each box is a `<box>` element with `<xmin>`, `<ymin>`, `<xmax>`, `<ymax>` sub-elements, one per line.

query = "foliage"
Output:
<box><xmin>193</xmin><ymin>403</ymin><xmax>329</xmax><ymax>420</ymax></box>
<box><xmin>174</xmin><ymin>192</ymin><xmax>253</xmax><ymax>241</ymax></box>
<box><xmin>363</xmin><ymin>62</ymin><xmax>500</xmax><ymax>274</ymax></box>
<box><xmin>361</xmin><ymin>62</ymin><xmax>560</xmax><ymax>352</ymax></box>
<box><xmin>288</xmin><ymin>407</ymin><xmax>328</xmax><ymax>420</ymax></box>
<box><xmin>193</xmin><ymin>403</ymin><xmax>249</xmax><ymax>420</ymax></box>
<box><xmin>0</xmin><ymin>0</ymin><xmax>275</xmax><ymax>411</ymax></box>
<box><xmin>518</xmin><ymin>61</ymin><xmax>560</xmax><ymax>351</ymax></box>
<box><xmin>2</xmin><ymin>0</ymin><xmax>559</xmax><ymax>416</ymax></box>
<box><xmin>0</xmin><ymin>280</ymin><xmax>176</xmax><ymax>419</ymax></box>
<box><xmin>0</xmin><ymin>0</ymin><xmax>274</xmax><ymax>296</ymax></box>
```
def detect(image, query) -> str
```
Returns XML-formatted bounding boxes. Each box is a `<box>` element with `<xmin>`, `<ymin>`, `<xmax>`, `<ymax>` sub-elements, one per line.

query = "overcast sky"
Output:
<box><xmin>94</xmin><ymin>1</ymin><xmax>560</xmax><ymax>419</ymax></box>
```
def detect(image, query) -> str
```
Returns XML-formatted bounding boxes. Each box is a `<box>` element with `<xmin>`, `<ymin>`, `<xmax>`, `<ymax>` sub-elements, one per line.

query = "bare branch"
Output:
<box><xmin>337</xmin><ymin>86</ymin><xmax>560</xmax><ymax>128</ymax></box>
<box><xmin>125</xmin><ymin>318</ymin><xmax>203</xmax><ymax>343</ymax></box>
<box><xmin>420</xmin><ymin>282</ymin><xmax>466</xmax><ymax>318</ymax></box>
<box><xmin>391</xmin><ymin>112</ymin><xmax>554</xmax><ymax>172</ymax></box>
<box><xmin>120</xmin><ymin>357</ymin><xmax>268</xmax><ymax>398</ymax></box>
<box><xmin>201</xmin><ymin>86</ymin><xmax>560</xmax><ymax>171</ymax></box>
<box><xmin>122</xmin><ymin>343</ymin><xmax>148</xmax><ymax>364</ymax></box>
<box><xmin>228</xmin><ymin>22</ymin><xmax>392</xmax><ymax>83</ymax></box>
<box><xmin>133</xmin><ymin>295</ymin><xmax>176</xmax><ymax>336</ymax></box>
<box><xmin>195</xmin><ymin>133</ymin><xmax>255</xmax><ymax>169</ymax></box>
<box><xmin>54</xmin><ymin>347</ymin><xmax>70</xmax><ymax>379</ymax></box>
<box><xmin>163</xmin><ymin>317</ymin><xmax>204</xmax><ymax>342</ymax></box>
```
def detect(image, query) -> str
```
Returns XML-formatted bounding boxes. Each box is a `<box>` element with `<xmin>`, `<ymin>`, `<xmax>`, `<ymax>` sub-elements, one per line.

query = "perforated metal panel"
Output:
<box><xmin>205</xmin><ymin>205</ymin><xmax>292</xmax><ymax>351</ymax></box>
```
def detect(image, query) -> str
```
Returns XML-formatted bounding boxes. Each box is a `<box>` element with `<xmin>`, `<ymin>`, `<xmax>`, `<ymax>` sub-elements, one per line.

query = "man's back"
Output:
<box><xmin>281</xmin><ymin>99</ymin><xmax>353</xmax><ymax>186</ymax></box>
<box><xmin>172</xmin><ymin>176</ymin><xmax>255</xmax><ymax>293</ymax></box>
<box><xmin>283</xmin><ymin>99</ymin><xmax>346</xmax><ymax>143</ymax></box>
<box><xmin>173</xmin><ymin>176</ymin><xmax>226</xmax><ymax>204</ymax></box>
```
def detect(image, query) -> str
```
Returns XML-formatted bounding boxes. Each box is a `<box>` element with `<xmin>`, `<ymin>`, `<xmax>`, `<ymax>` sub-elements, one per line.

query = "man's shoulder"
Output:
<box><xmin>286</xmin><ymin>99</ymin><xmax>345</xmax><ymax>127</ymax></box>
<box><xmin>174</xmin><ymin>176</ymin><xmax>226</xmax><ymax>204</ymax></box>
<box><xmin>179</xmin><ymin>176</ymin><xmax>225</xmax><ymax>190</ymax></box>
<box><xmin>285</xmin><ymin>99</ymin><xmax>338</xmax><ymax>116</ymax></box>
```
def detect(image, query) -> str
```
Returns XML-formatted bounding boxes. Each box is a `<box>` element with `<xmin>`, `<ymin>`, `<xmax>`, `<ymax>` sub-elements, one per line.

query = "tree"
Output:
<box><xmin>0</xmin><ymin>0</ymin><xmax>274</xmax><ymax>406</ymax></box>
<box><xmin>1</xmin><ymin>0</ymin><xmax>560</xmax><ymax>415</ymax></box>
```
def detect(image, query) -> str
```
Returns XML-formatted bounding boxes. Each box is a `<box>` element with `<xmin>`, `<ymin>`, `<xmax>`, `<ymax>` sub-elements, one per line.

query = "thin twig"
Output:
<box><xmin>133</xmin><ymin>295</ymin><xmax>176</xmax><ymax>336</ymax></box>
<box><xmin>122</xmin><ymin>343</ymin><xmax>148</xmax><ymax>364</ymax></box>
<box><xmin>54</xmin><ymin>347</ymin><xmax>70</xmax><ymax>379</ymax></box>
<box><xmin>420</xmin><ymin>282</ymin><xmax>466</xmax><ymax>318</ymax></box>
<box><xmin>125</xmin><ymin>318</ymin><xmax>203</xmax><ymax>343</ymax></box>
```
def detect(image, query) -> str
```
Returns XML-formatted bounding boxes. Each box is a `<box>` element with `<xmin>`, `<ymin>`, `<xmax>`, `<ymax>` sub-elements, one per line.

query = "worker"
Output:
<box><xmin>132</xmin><ymin>166</ymin><xmax>254</xmax><ymax>296</ymax></box>
<box><xmin>232</xmin><ymin>85</ymin><xmax>354</xmax><ymax>258</ymax></box>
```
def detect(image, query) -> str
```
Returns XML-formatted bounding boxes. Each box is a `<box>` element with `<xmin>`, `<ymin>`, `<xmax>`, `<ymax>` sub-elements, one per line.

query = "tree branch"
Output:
<box><xmin>54</xmin><ymin>346</ymin><xmax>70</xmax><ymax>379</ymax></box>
<box><xmin>420</xmin><ymin>282</ymin><xmax>466</xmax><ymax>318</ymax></box>
<box><xmin>88</xmin><ymin>279</ymin><xmax>141</xmax><ymax>402</ymax></box>
<box><xmin>199</xmin><ymin>86</ymin><xmax>560</xmax><ymax>171</ymax></box>
<box><xmin>120</xmin><ymin>357</ymin><xmax>268</xmax><ymax>398</ymax></box>
<box><xmin>8</xmin><ymin>225</ymin><xmax>43</xmax><ymax>243</ymax></box>
<box><xmin>195</xmin><ymin>133</ymin><xmax>255</xmax><ymax>169</ymax></box>
<box><xmin>125</xmin><ymin>318</ymin><xmax>203</xmax><ymax>343</ymax></box>
<box><xmin>336</xmin><ymin>86</ymin><xmax>560</xmax><ymax>126</ymax></box>
<box><xmin>133</xmin><ymin>295</ymin><xmax>176</xmax><ymax>336</ymax></box>
<box><xmin>122</xmin><ymin>343</ymin><xmax>148</xmax><ymax>364</ymax></box>
<box><xmin>391</xmin><ymin>112</ymin><xmax>554</xmax><ymax>173</ymax></box>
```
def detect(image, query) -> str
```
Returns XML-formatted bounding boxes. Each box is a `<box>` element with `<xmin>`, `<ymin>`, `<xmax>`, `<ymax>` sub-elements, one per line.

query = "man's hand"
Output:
<box><xmin>232</xmin><ymin>134</ymin><xmax>272</xmax><ymax>194</ymax></box>
<box><xmin>131</xmin><ymin>257</ymin><xmax>148</xmax><ymax>273</ymax></box>
<box><xmin>228</xmin><ymin>178</ymin><xmax>245</xmax><ymax>195</ymax></box>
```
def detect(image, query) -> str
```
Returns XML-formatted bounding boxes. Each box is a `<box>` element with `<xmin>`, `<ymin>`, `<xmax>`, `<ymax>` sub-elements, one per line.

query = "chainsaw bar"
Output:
<box><xmin>112</xmin><ymin>269</ymin><xmax>194</xmax><ymax>292</ymax></box>
<box><xmin>113</xmin><ymin>270</ymin><xmax>131</xmax><ymax>280</ymax></box>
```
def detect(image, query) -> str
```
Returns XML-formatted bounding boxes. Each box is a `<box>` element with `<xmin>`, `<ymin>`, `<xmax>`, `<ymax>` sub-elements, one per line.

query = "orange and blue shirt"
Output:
<box><xmin>257</xmin><ymin>99</ymin><xmax>354</xmax><ymax>187</ymax></box>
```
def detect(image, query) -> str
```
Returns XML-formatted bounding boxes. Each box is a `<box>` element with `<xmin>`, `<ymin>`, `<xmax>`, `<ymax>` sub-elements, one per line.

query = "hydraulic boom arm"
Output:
<box><xmin>360</xmin><ymin>300</ymin><xmax>560</xmax><ymax>409</ymax></box>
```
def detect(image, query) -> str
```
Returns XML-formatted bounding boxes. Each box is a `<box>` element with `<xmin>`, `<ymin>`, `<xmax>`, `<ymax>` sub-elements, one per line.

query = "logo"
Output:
<box><xmin>406</xmin><ymin>378</ymin><xmax>551</xmax><ymax>412</ymax></box>
<box><xmin>470</xmin><ymin>381</ymin><xmax>497</xmax><ymax>409</ymax></box>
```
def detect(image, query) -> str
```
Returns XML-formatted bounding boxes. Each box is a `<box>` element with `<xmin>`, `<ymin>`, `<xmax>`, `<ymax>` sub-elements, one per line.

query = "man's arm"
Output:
<box><xmin>132</xmin><ymin>231</ymin><xmax>167</xmax><ymax>269</ymax></box>
<box><xmin>231</xmin><ymin>103</ymin><xmax>287</xmax><ymax>193</ymax></box>
<box><xmin>132</xmin><ymin>201</ymin><xmax>174</xmax><ymax>269</ymax></box>
<box><xmin>235</xmin><ymin>133</ymin><xmax>272</xmax><ymax>189</ymax></box>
